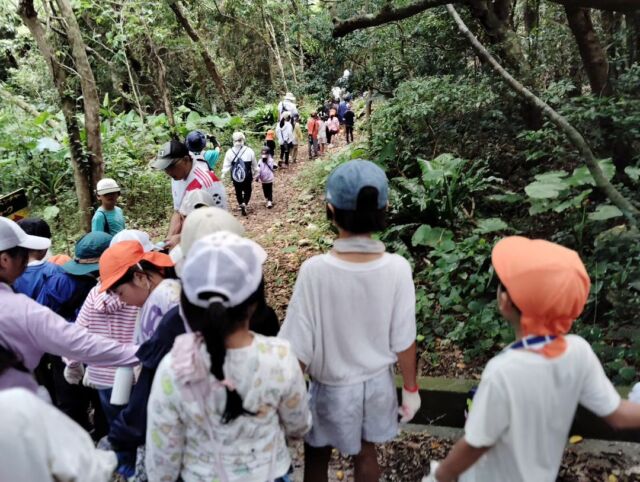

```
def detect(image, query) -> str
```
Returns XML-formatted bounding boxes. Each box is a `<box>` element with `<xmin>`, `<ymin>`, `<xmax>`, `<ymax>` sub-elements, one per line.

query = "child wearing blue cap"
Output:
<box><xmin>279</xmin><ymin>159</ymin><xmax>420</xmax><ymax>482</ymax></box>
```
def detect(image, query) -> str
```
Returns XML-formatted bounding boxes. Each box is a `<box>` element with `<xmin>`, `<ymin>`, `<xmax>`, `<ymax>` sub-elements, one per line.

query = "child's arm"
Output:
<box><xmin>604</xmin><ymin>400</ymin><xmax>640</xmax><ymax>429</ymax></box>
<box><xmin>435</xmin><ymin>439</ymin><xmax>490</xmax><ymax>482</ymax></box>
<box><xmin>277</xmin><ymin>348</ymin><xmax>312</xmax><ymax>438</ymax></box>
<box><xmin>398</xmin><ymin>342</ymin><xmax>418</xmax><ymax>390</ymax></box>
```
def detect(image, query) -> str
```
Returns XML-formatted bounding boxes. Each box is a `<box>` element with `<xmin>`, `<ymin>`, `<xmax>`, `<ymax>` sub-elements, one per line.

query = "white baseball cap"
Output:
<box><xmin>182</xmin><ymin>231</ymin><xmax>266</xmax><ymax>308</ymax></box>
<box><xmin>96</xmin><ymin>178</ymin><xmax>121</xmax><ymax>195</ymax></box>
<box><xmin>109</xmin><ymin>229</ymin><xmax>156</xmax><ymax>252</ymax></box>
<box><xmin>171</xmin><ymin>207</ymin><xmax>245</xmax><ymax>274</ymax></box>
<box><xmin>179</xmin><ymin>189</ymin><xmax>216</xmax><ymax>217</ymax></box>
<box><xmin>0</xmin><ymin>217</ymin><xmax>51</xmax><ymax>251</ymax></box>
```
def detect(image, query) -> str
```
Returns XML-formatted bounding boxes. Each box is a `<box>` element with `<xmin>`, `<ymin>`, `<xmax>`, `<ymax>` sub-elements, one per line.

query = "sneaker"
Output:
<box><xmin>267</xmin><ymin>201</ymin><xmax>273</xmax><ymax>209</ymax></box>
<box><xmin>240</xmin><ymin>203</ymin><xmax>247</xmax><ymax>216</ymax></box>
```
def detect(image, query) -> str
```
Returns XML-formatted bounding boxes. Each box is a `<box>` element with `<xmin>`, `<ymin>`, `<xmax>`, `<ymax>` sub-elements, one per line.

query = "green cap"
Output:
<box><xmin>62</xmin><ymin>231</ymin><xmax>113</xmax><ymax>276</ymax></box>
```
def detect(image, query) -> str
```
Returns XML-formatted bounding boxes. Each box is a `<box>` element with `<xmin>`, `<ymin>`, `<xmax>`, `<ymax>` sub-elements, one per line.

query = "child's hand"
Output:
<box><xmin>63</xmin><ymin>364</ymin><xmax>84</xmax><ymax>385</ymax></box>
<box><xmin>399</xmin><ymin>385</ymin><xmax>421</xmax><ymax>423</ymax></box>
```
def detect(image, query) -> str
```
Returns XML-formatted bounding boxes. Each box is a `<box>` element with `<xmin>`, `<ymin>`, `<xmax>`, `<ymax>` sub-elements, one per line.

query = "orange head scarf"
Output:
<box><xmin>99</xmin><ymin>240</ymin><xmax>174</xmax><ymax>292</ymax></box>
<box><xmin>491</xmin><ymin>236</ymin><xmax>590</xmax><ymax>358</ymax></box>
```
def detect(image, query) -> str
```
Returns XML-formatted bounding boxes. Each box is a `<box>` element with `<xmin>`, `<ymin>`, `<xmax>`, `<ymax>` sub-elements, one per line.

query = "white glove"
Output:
<box><xmin>63</xmin><ymin>363</ymin><xmax>84</xmax><ymax>385</ymax></box>
<box><xmin>398</xmin><ymin>386</ymin><xmax>421</xmax><ymax>423</ymax></box>
<box><xmin>421</xmin><ymin>461</ymin><xmax>441</xmax><ymax>482</ymax></box>
<box><xmin>629</xmin><ymin>382</ymin><xmax>640</xmax><ymax>404</ymax></box>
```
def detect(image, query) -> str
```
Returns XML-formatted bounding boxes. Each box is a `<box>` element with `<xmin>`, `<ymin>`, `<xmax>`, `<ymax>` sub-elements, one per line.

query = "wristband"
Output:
<box><xmin>404</xmin><ymin>384</ymin><xmax>419</xmax><ymax>393</ymax></box>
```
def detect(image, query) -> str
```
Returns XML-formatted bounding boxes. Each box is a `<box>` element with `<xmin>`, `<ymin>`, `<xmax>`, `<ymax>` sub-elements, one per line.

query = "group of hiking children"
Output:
<box><xmin>1</xmin><ymin>90</ymin><xmax>639</xmax><ymax>482</ymax></box>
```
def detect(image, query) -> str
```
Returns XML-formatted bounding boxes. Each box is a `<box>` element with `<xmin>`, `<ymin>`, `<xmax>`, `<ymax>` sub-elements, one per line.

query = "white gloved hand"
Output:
<box><xmin>398</xmin><ymin>386</ymin><xmax>421</xmax><ymax>423</ymax></box>
<box><xmin>63</xmin><ymin>363</ymin><xmax>84</xmax><ymax>385</ymax></box>
<box><xmin>421</xmin><ymin>461</ymin><xmax>441</xmax><ymax>482</ymax></box>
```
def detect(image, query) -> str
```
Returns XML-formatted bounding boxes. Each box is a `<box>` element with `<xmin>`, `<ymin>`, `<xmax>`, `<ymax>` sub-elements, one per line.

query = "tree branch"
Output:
<box><xmin>446</xmin><ymin>4</ymin><xmax>638</xmax><ymax>225</ymax></box>
<box><xmin>332</xmin><ymin>0</ymin><xmax>640</xmax><ymax>39</ymax></box>
<box><xmin>332</xmin><ymin>0</ymin><xmax>453</xmax><ymax>38</ymax></box>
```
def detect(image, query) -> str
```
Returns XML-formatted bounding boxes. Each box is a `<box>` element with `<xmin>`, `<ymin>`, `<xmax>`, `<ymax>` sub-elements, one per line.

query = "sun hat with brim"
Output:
<box><xmin>171</xmin><ymin>207</ymin><xmax>245</xmax><ymax>276</ymax></box>
<box><xmin>63</xmin><ymin>231</ymin><xmax>113</xmax><ymax>276</ymax></box>
<box><xmin>0</xmin><ymin>217</ymin><xmax>51</xmax><ymax>251</ymax></box>
<box><xmin>150</xmin><ymin>140</ymin><xmax>189</xmax><ymax>170</ymax></box>
<box><xmin>96</xmin><ymin>178</ymin><xmax>121</xmax><ymax>196</ymax></box>
<box><xmin>99</xmin><ymin>240</ymin><xmax>174</xmax><ymax>292</ymax></box>
<box><xmin>491</xmin><ymin>236</ymin><xmax>590</xmax><ymax>358</ymax></box>
<box><xmin>182</xmin><ymin>232</ymin><xmax>266</xmax><ymax>309</ymax></box>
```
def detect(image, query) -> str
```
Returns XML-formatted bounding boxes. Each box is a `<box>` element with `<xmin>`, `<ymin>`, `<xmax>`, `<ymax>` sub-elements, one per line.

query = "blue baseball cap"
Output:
<box><xmin>185</xmin><ymin>131</ymin><xmax>207</xmax><ymax>153</ymax></box>
<box><xmin>325</xmin><ymin>160</ymin><xmax>388</xmax><ymax>210</ymax></box>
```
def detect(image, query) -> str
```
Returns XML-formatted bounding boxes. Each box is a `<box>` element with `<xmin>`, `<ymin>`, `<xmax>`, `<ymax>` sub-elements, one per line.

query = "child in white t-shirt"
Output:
<box><xmin>428</xmin><ymin>237</ymin><xmax>640</xmax><ymax>482</ymax></box>
<box><xmin>279</xmin><ymin>160</ymin><xmax>420</xmax><ymax>482</ymax></box>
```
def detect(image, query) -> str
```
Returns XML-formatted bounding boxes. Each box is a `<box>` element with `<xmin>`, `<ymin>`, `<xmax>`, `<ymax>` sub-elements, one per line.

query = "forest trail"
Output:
<box><xmin>226</xmin><ymin>139</ymin><xmax>342</xmax><ymax>320</ymax></box>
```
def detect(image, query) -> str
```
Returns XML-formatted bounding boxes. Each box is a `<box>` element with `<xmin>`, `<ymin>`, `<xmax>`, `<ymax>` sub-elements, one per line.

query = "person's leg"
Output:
<box><xmin>292</xmin><ymin>143</ymin><xmax>298</xmax><ymax>162</ymax></box>
<box><xmin>284</xmin><ymin>144</ymin><xmax>290</xmax><ymax>165</ymax></box>
<box><xmin>233</xmin><ymin>181</ymin><xmax>243</xmax><ymax>207</ymax></box>
<box><xmin>98</xmin><ymin>388</ymin><xmax>125</xmax><ymax>427</ymax></box>
<box><xmin>262</xmin><ymin>182</ymin><xmax>273</xmax><ymax>202</ymax></box>
<box><xmin>304</xmin><ymin>444</ymin><xmax>332</xmax><ymax>482</ymax></box>
<box><xmin>280</xmin><ymin>144</ymin><xmax>285</xmax><ymax>161</ymax></box>
<box><xmin>327</xmin><ymin>130</ymin><xmax>332</xmax><ymax>145</ymax></box>
<box><xmin>354</xmin><ymin>441</ymin><xmax>380</xmax><ymax>482</ymax></box>
<box><xmin>243</xmin><ymin>176</ymin><xmax>252</xmax><ymax>205</ymax></box>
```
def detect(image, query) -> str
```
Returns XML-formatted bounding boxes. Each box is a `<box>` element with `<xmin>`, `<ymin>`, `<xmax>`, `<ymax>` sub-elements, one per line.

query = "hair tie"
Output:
<box><xmin>207</xmin><ymin>295</ymin><xmax>227</xmax><ymax>307</ymax></box>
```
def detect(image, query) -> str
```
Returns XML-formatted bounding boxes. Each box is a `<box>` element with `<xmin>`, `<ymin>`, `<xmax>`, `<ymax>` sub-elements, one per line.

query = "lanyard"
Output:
<box><xmin>510</xmin><ymin>335</ymin><xmax>557</xmax><ymax>351</ymax></box>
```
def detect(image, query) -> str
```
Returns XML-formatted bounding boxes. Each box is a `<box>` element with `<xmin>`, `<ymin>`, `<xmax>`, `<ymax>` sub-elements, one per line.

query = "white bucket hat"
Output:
<box><xmin>96</xmin><ymin>178</ymin><xmax>121</xmax><ymax>195</ymax></box>
<box><xmin>0</xmin><ymin>217</ymin><xmax>51</xmax><ymax>251</ymax></box>
<box><xmin>232</xmin><ymin>131</ymin><xmax>245</xmax><ymax>146</ymax></box>
<box><xmin>182</xmin><ymin>231</ymin><xmax>266</xmax><ymax>308</ymax></box>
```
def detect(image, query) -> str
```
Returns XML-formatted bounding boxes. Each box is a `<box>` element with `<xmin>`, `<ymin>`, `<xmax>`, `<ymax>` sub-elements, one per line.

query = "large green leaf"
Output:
<box><xmin>588</xmin><ymin>204</ymin><xmax>623</xmax><ymax>221</ymax></box>
<box><xmin>568</xmin><ymin>159</ymin><xmax>615</xmax><ymax>186</ymax></box>
<box><xmin>474</xmin><ymin>217</ymin><xmax>509</xmax><ymax>234</ymax></box>
<box><xmin>625</xmin><ymin>166</ymin><xmax>640</xmax><ymax>182</ymax></box>
<box><xmin>524</xmin><ymin>180</ymin><xmax>565</xmax><ymax>199</ymax></box>
<box><xmin>411</xmin><ymin>224</ymin><xmax>454</xmax><ymax>250</ymax></box>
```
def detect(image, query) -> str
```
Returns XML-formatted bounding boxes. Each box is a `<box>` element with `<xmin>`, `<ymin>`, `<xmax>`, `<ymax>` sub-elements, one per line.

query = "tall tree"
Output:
<box><xmin>55</xmin><ymin>0</ymin><xmax>104</xmax><ymax>189</ymax></box>
<box><xmin>17</xmin><ymin>0</ymin><xmax>94</xmax><ymax>230</ymax></box>
<box><xmin>168</xmin><ymin>0</ymin><xmax>234</xmax><ymax>113</ymax></box>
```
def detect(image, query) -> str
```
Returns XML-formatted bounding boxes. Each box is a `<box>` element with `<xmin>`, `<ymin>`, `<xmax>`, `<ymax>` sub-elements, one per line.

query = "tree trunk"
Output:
<box><xmin>447</xmin><ymin>4</ymin><xmax>639</xmax><ymax>226</ymax></box>
<box><xmin>265</xmin><ymin>16</ymin><xmax>289</xmax><ymax>92</ymax></box>
<box><xmin>147</xmin><ymin>35</ymin><xmax>177</xmax><ymax>136</ymax></box>
<box><xmin>468</xmin><ymin>0</ymin><xmax>544</xmax><ymax>129</ymax></box>
<box><xmin>564</xmin><ymin>6</ymin><xmax>613</xmax><ymax>96</ymax></box>
<box><xmin>281</xmin><ymin>15</ymin><xmax>299</xmax><ymax>87</ymax></box>
<box><xmin>168</xmin><ymin>1</ymin><xmax>234</xmax><ymax>113</ymax></box>
<box><xmin>55</xmin><ymin>0</ymin><xmax>104</xmax><ymax>190</ymax></box>
<box><xmin>17</xmin><ymin>0</ymin><xmax>93</xmax><ymax>231</ymax></box>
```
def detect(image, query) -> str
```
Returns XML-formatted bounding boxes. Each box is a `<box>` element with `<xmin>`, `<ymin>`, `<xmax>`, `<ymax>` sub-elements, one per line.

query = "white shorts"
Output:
<box><xmin>304</xmin><ymin>368</ymin><xmax>398</xmax><ymax>455</ymax></box>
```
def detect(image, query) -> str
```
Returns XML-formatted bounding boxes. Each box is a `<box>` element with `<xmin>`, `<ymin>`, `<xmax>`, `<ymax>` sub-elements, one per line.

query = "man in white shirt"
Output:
<box><xmin>221</xmin><ymin>132</ymin><xmax>258</xmax><ymax>216</ymax></box>
<box><xmin>151</xmin><ymin>139</ymin><xmax>227</xmax><ymax>248</ymax></box>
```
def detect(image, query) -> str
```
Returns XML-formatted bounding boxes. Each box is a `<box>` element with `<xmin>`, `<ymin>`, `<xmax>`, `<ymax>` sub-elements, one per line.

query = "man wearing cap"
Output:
<box><xmin>0</xmin><ymin>217</ymin><xmax>138</xmax><ymax>398</ymax></box>
<box><xmin>151</xmin><ymin>139</ymin><xmax>227</xmax><ymax>249</ymax></box>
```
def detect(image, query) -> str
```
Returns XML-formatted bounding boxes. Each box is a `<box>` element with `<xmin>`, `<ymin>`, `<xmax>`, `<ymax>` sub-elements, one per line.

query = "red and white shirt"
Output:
<box><xmin>171</xmin><ymin>160</ymin><xmax>227</xmax><ymax>211</ymax></box>
<box><xmin>68</xmin><ymin>285</ymin><xmax>138</xmax><ymax>388</ymax></box>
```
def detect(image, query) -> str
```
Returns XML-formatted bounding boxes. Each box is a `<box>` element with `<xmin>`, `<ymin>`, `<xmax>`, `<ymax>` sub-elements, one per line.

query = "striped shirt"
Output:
<box><xmin>70</xmin><ymin>285</ymin><xmax>138</xmax><ymax>388</ymax></box>
<box><xmin>171</xmin><ymin>160</ymin><xmax>227</xmax><ymax>211</ymax></box>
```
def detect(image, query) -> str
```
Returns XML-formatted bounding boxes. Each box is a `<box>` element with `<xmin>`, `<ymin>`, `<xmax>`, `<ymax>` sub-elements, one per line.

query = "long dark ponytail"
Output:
<box><xmin>181</xmin><ymin>280</ymin><xmax>266</xmax><ymax>423</ymax></box>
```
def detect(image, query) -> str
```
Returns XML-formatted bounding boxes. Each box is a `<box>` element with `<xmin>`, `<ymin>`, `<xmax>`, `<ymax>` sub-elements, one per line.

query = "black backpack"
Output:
<box><xmin>230</xmin><ymin>147</ymin><xmax>247</xmax><ymax>183</ymax></box>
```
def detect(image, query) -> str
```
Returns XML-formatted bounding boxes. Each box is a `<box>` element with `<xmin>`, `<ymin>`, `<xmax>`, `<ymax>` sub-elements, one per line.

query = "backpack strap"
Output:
<box><xmin>100</xmin><ymin>210</ymin><xmax>111</xmax><ymax>235</ymax></box>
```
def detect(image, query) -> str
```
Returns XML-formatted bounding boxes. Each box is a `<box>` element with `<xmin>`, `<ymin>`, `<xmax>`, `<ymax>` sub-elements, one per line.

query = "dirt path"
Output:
<box><xmin>225</xmin><ymin>140</ymin><xmax>340</xmax><ymax>319</ymax></box>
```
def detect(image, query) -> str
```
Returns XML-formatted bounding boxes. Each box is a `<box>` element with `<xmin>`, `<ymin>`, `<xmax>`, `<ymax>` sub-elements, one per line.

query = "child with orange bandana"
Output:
<box><xmin>426</xmin><ymin>237</ymin><xmax>640</xmax><ymax>482</ymax></box>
